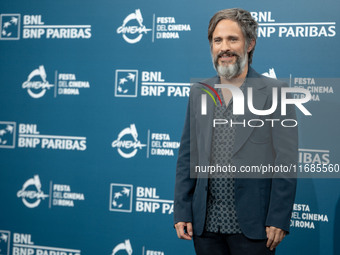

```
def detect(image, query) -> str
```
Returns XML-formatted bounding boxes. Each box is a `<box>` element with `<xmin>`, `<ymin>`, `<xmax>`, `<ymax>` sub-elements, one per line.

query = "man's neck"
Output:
<box><xmin>220</xmin><ymin>64</ymin><xmax>249</xmax><ymax>87</ymax></box>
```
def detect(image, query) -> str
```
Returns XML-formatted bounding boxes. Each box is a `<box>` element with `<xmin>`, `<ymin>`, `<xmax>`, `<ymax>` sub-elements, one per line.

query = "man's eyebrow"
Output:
<box><xmin>213</xmin><ymin>35</ymin><xmax>240</xmax><ymax>40</ymax></box>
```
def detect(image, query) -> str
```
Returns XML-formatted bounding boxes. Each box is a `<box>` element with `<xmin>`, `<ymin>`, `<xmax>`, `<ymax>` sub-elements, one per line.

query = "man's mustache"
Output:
<box><xmin>217</xmin><ymin>50</ymin><xmax>240</xmax><ymax>59</ymax></box>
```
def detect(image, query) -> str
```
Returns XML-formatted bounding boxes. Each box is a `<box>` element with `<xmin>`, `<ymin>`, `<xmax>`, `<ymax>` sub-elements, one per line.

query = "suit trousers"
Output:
<box><xmin>193</xmin><ymin>231</ymin><xmax>275</xmax><ymax>255</ymax></box>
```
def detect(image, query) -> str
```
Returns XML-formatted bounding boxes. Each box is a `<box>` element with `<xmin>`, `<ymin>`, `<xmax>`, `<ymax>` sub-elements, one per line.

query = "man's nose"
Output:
<box><xmin>220</xmin><ymin>39</ymin><xmax>231</xmax><ymax>52</ymax></box>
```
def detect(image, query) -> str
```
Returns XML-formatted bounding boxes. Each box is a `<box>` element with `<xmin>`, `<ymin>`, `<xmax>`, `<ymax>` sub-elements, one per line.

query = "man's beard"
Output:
<box><xmin>213</xmin><ymin>50</ymin><xmax>247</xmax><ymax>80</ymax></box>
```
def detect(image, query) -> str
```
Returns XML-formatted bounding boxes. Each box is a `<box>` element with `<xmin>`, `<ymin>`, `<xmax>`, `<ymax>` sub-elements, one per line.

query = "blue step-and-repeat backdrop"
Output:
<box><xmin>1</xmin><ymin>0</ymin><xmax>340</xmax><ymax>254</ymax></box>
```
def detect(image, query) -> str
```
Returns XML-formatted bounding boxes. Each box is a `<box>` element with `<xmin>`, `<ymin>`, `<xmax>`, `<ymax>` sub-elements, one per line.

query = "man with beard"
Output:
<box><xmin>174</xmin><ymin>8</ymin><xmax>297</xmax><ymax>255</ymax></box>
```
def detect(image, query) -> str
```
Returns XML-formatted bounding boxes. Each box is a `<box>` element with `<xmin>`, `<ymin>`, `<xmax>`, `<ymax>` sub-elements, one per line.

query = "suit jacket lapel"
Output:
<box><xmin>233</xmin><ymin>67</ymin><xmax>268</xmax><ymax>156</ymax></box>
<box><xmin>198</xmin><ymin>76</ymin><xmax>220</xmax><ymax>165</ymax></box>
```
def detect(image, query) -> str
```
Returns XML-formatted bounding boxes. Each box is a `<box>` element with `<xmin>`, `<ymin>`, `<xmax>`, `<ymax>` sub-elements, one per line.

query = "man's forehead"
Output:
<box><xmin>213</xmin><ymin>19</ymin><xmax>243</xmax><ymax>36</ymax></box>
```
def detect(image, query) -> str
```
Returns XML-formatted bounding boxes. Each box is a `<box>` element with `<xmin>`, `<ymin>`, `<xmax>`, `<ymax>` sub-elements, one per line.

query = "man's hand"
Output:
<box><xmin>175</xmin><ymin>222</ymin><xmax>193</xmax><ymax>240</ymax></box>
<box><xmin>266</xmin><ymin>226</ymin><xmax>286</xmax><ymax>251</ymax></box>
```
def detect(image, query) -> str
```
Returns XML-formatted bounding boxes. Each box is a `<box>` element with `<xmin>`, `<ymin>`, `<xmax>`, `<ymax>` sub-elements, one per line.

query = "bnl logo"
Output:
<box><xmin>0</xmin><ymin>14</ymin><xmax>20</xmax><ymax>40</ymax></box>
<box><xmin>0</xmin><ymin>230</ymin><xmax>10</xmax><ymax>255</ymax></box>
<box><xmin>115</xmin><ymin>70</ymin><xmax>138</xmax><ymax>97</ymax></box>
<box><xmin>0</xmin><ymin>122</ymin><xmax>16</xmax><ymax>149</ymax></box>
<box><xmin>109</xmin><ymin>184</ymin><xmax>133</xmax><ymax>212</ymax></box>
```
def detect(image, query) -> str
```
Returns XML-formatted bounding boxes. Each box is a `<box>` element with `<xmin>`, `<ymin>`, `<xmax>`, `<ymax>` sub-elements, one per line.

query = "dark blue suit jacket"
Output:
<box><xmin>174</xmin><ymin>67</ymin><xmax>297</xmax><ymax>239</ymax></box>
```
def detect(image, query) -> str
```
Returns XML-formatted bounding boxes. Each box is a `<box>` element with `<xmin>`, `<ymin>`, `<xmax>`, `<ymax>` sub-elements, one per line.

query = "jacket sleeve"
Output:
<box><xmin>174</xmin><ymin>88</ymin><xmax>198</xmax><ymax>224</ymax></box>
<box><xmin>265</xmin><ymin>83</ymin><xmax>298</xmax><ymax>233</ymax></box>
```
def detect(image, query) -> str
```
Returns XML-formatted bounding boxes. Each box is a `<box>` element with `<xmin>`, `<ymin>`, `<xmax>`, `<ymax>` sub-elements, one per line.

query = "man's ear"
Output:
<box><xmin>247</xmin><ymin>39</ymin><xmax>256</xmax><ymax>53</ymax></box>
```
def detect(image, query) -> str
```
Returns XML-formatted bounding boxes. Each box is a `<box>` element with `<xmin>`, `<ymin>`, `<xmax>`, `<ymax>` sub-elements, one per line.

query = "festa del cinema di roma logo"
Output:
<box><xmin>22</xmin><ymin>65</ymin><xmax>54</xmax><ymax>98</ymax></box>
<box><xmin>111</xmin><ymin>240</ymin><xmax>133</xmax><ymax>255</ymax></box>
<box><xmin>111</xmin><ymin>239</ymin><xmax>165</xmax><ymax>255</ymax></box>
<box><xmin>17</xmin><ymin>175</ymin><xmax>48</xmax><ymax>208</ymax></box>
<box><xmin>117</xmin><ymin>9</ymin><xmax>151</xmax><ymax>44</ymax></box>
<box><xmin>111</xmin><ymin>124</ymin><xmax>146</xmax><ymax>158</ymax></box>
